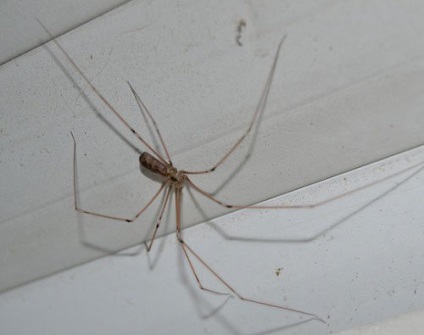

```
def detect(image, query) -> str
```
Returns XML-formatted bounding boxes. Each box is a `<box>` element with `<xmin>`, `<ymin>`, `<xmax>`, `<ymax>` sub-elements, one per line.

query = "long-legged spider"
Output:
<box><xmin>40</xmin><ymin>21</ymin><xmax>424</xmax><ymax>325</ymax></box>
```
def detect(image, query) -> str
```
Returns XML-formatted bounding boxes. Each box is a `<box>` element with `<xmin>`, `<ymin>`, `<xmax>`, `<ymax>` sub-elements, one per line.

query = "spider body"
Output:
<box><xmin>139</xmin><ymin>152</ymin><xmax>185</xmax><ymax>185</ymax></box>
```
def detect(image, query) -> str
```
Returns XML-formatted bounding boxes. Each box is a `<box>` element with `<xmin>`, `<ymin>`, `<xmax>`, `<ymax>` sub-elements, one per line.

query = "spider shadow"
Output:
<box><xmin>207</xmin><ymin>79</ymin><xmax>268</xmax><ymax>197</ymax></box>
<box><xmin>188</xmin><ymin>164</ymin><xmax>424</xmax><ymax>245</ymax></box>
<box><xmin>43</xmin><ymin>35</ymin><xmax>178</xmax><ymax>263</ymax></box>
<box><xmin>42</xmin><ymin>42</ymin><xmax>142</xmax><ymax>157</ymax></box>
<box><xmin>172</xmin><ymin>164</ymin><xmax>424</xmax><ymax>335</ymax></box>
<box><xmin>75</xmin><ymin>170</ymin><xmax>170</xmax><ymax>261</ymax></box>
<box><xmin>175</xmin><ymin>230</ymin><xmax>316</xmax><ymax>335</ymax></box>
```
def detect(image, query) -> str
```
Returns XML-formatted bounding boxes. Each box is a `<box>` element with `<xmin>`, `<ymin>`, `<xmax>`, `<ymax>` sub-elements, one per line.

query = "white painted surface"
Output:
<box><xmin>0</xmin><ymin>0</ymin><xmax>129</xmax><ymax>65</ymax></box>
<box><xmin>338</xmin><ymin>310</ymin><xmax>424</xmax><ymax>335</ymax></box>
<box><xmin>1</xmin><ymin>0</ymin><xmax>424</xmax><ymax>294</ymax></box>
<box><xmin>1</xmin><ymin>147</ymin><xmax>423</xmax><ymax>334</ymax></box>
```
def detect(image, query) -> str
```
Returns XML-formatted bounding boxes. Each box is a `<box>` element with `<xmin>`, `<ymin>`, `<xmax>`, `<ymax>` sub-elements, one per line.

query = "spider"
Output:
<box><xmin>39</xmin><ymin>19</ymin><xmax>337</xmax><ymax>323</ymax></box>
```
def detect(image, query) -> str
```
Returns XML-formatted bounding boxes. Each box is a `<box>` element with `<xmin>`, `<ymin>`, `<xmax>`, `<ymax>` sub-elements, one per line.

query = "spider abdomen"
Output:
<box><xmin>139</xmin><ymin>152</ymin><xmax>169</xmax><ymax>177</ymax></box>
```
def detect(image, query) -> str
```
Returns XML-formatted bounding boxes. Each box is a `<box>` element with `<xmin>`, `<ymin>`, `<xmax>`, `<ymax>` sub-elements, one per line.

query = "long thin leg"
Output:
<box><xmin>180</xmin><ymin>239</ymin><xmax>326</xmax><ymax>323</ymax></box>
<box><xmin>175</xmin><ymin>188</ymin><xmax>231</xmax><ymax>296</ymax></box>
<box><xmin>127</xmin><ymin>81</ymin><xmax>173</xmax><ymax>165</ymax></box>
<box><xmin>147</xmin><ymin>184</ymin><xmax>173</xmax><ymax>252</ymax></box>
<box><xmin>37</xmin><ymin>19</ymin><xmax>168</xmax><ymax>165</ymax></box>
<box><xmin>174</xmin><ymin>184</ymin><xmax>323</xmax><ymax>322</ymax></box>
<box><xmin>72</xmin><ymin>131</ymin><xmax>167</xmax><ymax>222</ymax></box>
<box><xmin>186</xmin><ymin>159</ymin><xmax>424</xmax><ymax>210</ymax></box>
<box><xmin>178</xmin><ymin>238</ymin><xmax>324</xmax><ymax>322</ymax></box>
<box><xmin>181</xmin><ymin>35</ymin><xmax>287</xmax><ymax>175</ymax></box>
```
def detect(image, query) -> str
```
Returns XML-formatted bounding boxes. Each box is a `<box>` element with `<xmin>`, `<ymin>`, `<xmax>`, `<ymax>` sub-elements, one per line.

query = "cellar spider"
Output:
<box><xmin>38</xmin><ymin>20</ymin><xmax>424</xmax><ymax>325</ymax></box>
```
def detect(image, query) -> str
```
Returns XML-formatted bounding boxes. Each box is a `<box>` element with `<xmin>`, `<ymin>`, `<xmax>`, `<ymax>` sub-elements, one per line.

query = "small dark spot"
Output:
<box><xmin>226</xmin><ymin>205</ymin><xmax>233</xmax><ymax>208</ymax></box>
<box><xmin>156</xmin><ymin>224</ymin><xmax>159</xmax><ymax>228</ymax></box>
<box><xmin>126</xmin><ymin>219</ymin><xmax>131</xmax><ymax>222</ymax></box>
<box><xmin>275</xmin><ymin>267</ymin><xmax>283</xmax><ymax>276</ymax></box>
<box><xmin>236</xmin><ymin>19</ymin><xmax>247</xmax><ymax>46</ymax></box>
<box><xmin>211</xmin><ymin>167</ymin><xmax>216</xmax><ymax>172</ymax></box>
<box><xmin>130</xmin><ymin>128</ymin><xmax>136</xmax><ymax>134</ymax></box>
